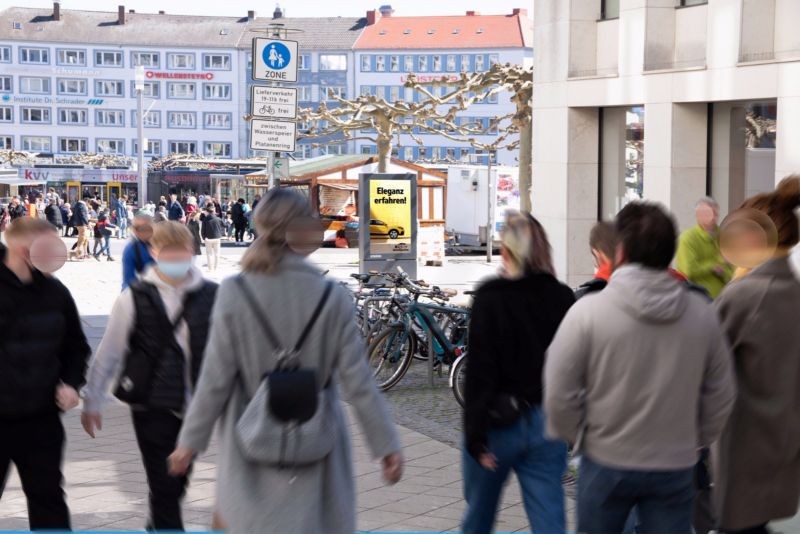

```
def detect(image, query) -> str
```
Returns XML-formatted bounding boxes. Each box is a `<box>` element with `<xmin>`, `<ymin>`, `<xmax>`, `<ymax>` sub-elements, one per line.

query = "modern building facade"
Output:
<box><xmin>353</xmin><ymin>7</ymin><xmax>533</xmax><ymax>166</ymax></box>
<box><xmin>533</xmin><ymin>0</ymin><xmax>800</xmax><ymax>285</ymax></box>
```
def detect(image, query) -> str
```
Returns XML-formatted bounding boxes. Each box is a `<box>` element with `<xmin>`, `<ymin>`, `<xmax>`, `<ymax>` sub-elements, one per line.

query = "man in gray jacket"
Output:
<box><xmin>544</xmin><ymin>202</ymin><xmax>736</xmax><ymax>534</ymax></box>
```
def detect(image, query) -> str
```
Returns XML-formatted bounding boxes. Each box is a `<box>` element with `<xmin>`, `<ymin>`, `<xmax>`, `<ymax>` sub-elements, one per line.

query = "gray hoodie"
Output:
<box><xmin>544</xmin><ymin>264</ymin><xmax>736</xmax><ymax>470</ymax></box>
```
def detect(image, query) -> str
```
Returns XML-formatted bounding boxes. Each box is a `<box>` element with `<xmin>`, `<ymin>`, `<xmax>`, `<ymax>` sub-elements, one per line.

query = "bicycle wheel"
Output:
<box><xmin>451</xmin><ymin>355</ymin><xmax>468</xmax><ymax>407</ymax></box>
<box><xmin>367</xmin><ymin>325</ymin><xmax>415</xmax><ymax>391</ymax></box>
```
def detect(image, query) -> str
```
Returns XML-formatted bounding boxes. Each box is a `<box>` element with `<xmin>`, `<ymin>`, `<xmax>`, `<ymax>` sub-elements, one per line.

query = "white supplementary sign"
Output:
<box><xmin>251</xmin><ymin>38</ymin><xmax>299</xmax><ymax>83</ymax></box>
<box><xmin>251</xmin><ymin>86</ymin><xmax>297</xmax><ymax>120</ymax></box>
<box><xmin>250</xmin><ymin>119</ymin><xmax>297</xmax><ymax>152</ymax></box>
<box><xmin>271</xmin><ymin>156</ymin><xmax>290</xmax><ymax>181</ymax></box>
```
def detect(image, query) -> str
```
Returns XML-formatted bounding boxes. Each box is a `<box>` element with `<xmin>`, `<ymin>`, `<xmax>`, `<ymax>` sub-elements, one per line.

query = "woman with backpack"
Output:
<box><xmin>168</xmin><ymin>188</ymin><xmax>403</xmax><ymax>533</ymax></box>
<box><xmin>82</xmin><ymin>221</ymin><xmax>218</xmax><ymax>530</ymax></box>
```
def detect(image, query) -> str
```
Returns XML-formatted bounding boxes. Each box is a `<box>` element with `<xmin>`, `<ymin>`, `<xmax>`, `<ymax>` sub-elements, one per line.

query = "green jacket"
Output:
<box><xmin>675</xmin><ymin>225</ymin><xmax>732</xmax><ymax>298</ymax></box>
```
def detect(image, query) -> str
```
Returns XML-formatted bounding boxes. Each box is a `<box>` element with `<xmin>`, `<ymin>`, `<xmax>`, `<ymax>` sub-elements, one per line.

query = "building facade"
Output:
<box><xmin>533</xmin><ymin>0</ymin><xmax>800</xmax><ymax>285</ymax></box>
<box><xmin>353</xmin><ymin>7</ymin><xmax>533</xmax><ymax>166</ymax></box>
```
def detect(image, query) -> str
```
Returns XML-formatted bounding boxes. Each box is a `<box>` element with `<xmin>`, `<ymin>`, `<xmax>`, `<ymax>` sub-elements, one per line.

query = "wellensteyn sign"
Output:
<box><xmin>20</xmin><ymin>168</ymin><xmax>138</xmax><ymax>183</ymax></box>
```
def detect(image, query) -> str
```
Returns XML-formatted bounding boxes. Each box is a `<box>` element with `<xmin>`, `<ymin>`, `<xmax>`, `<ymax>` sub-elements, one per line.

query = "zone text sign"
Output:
<box><xmin>250</xmin><ymin>118</ymin><xmax>297</xmax><ymax>152</ymax></box>
<box><xmin>250</xmin><ymin>86</ymin><xmax>297</xmax><ymax>120</ymax></box>
<box><xmin>252</xmin><ymin>38</ymin><xmax>299</xmax><ymax>83</ymax></box>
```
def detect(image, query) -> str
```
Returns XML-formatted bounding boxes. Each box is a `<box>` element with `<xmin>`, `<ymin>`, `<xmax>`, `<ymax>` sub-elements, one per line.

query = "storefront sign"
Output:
<box><xmin>145</xmin><ymin>71</ymin><xmax>214</xmax><ymax>80</ymax></box>
<box><xmin>19</xmin><ymin>168</ymin><xmax>138</xmax><ymax>183</ymax></box>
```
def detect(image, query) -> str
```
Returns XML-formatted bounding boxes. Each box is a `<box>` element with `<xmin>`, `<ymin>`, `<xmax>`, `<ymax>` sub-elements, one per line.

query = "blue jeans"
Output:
<box><xmin>577</xmin><ymin>455</ymin><xmax>695</xmax><ymax>534</ymax></box>
<box><xmin>118</xmin><ymin>217</ymin><xmax>128</xmax><ymax>239</ymax></box>
<box><xmin>462</xmin><ymin>407</ymin><xmax>567</xmax><ymax>534</ymax></box>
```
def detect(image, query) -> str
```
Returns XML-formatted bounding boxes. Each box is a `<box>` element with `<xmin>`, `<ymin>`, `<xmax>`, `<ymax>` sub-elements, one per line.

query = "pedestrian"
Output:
<box><xmin>713</xmin><ymin>176</ymin><xmax>800</xmax><ymax>534</ymax></box>
<box><xmin>44</xmin><ymin>198</ymin><xmax>63</xmax><ymax>233</ymax></box>
<box><xmin>167</xmin><ymin>193</ymin><xmax>185</xmax><ymax>222</ymax></box>
<box><xmin>462</xmin><ymin>211</ymin><xmax>574</xmax><ymax>534</ymax></box>
<box><xmin>675</xmin><ymin>197</ymin><xmax>733</xmax><ymax>298</ymax></box>
<box><xmin>224</xmin><ymin>212</ymin><xmax>234</xmax><ymax>240</ymax></box>
<box><xmin>8</xmin><ymin>197</ymin><xmax>26</xmax><ymax>220</ymax></box>
<box><xmin>231</xmin><ymin>198</ymin><xmax>247</xmax><ymax>244</ymax></box>
<box><xmin>60</xmin><ymin>202</ymin><xmax>72</xmax><ymax>237</ymax></box>
<box><xmin>116</xmin><ymin>195</ymin><xmax>129</xmax><ymax>239</ymax></box>
<box><xmin>187</xmin><ymin>210</ymin><xmax>202</xmax><ymax>258</ymax></box>
<box><xmin>544</xmin><ymin>201</ymin><xmax>736</xmax><ymax>534</ymax></box>
<box><xmin>574</xmin><ymin>220</ymin><xmax>616</xmax><ymax>298</ymax></box>
<box><xmin>35</xmin><ymin>195</ymin><xmax>46</xmax><ymax>220</ymax></box>
<box><xmin>0</xmin><ymin>203</ymin><xmax>8</xmax><ymax>242</ymax></box>
<box><xmin>167</xmin><ymin>188</ymin><xmax>403</xmax><ymax>533</ymax></box>
<box><xmin>153</xmin><ymin>204</ymin><xmax>168</xmax><ymax>223</ymax></box>
<box><xmin>82</xmin><ymin>221</ymin><xmax>218</xmax><ymax>531</ymax></box>
<box><xmin>200</xmin><ymin>205</ymin><xmax>224</xmax><ymax>272</ymax></box>
<box><xmin>334</xmin><ymin>229</ymin><xmax>349</xmax><ymax>248</ymax></box>
<box><xmin>121</xmin><ymin>212</ymin><xmax>156</xmax><ymax>290</ymax></box>
<box><xmin>0</xmin><ymin>217</ymin><xmax>90</xmax><ymax>530</ymax></box>
<box><xmin>70</xmin><ymin>196</ymin><xmax>91</xmax><ymax>260</ymax></box>
<box><xmin>93</xmin><ymin>210</ymin><xmax>115</xmax><ymax>262</ymax></box>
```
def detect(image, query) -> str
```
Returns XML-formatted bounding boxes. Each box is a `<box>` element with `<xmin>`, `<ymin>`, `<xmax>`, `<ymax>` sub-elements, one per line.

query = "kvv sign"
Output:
<box><xmin>251</xmin><ymin>38</ymin><xmax>299</xmax><ymax>83</ymax></box>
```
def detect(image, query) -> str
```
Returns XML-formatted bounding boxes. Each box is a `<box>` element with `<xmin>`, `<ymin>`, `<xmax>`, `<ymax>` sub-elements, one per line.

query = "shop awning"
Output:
<box><xmin>0</xmin><ymin>177</ymin><xmax>46</xmax><ymax>186</ymax></box>
<box><xmin>319</xmin><ymin>183</ymin><xmax>358</xmax><ymax>191</ymax></box>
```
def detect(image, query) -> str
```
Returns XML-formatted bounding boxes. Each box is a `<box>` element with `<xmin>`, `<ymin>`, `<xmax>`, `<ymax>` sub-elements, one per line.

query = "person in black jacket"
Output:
<box><xmin>0</xmin><ymin>217</ymin><xmax>90</xmax><ymax>530</ymax></box>
<box><xmin>200</xmin><ymin>206</ymin><xmax>225</xmax><ymax>272</ymax></box>
<box><xmin>231</xmin><ymin>198</ymin><xmax>247</xmax><ymax>244</ymax></box>
<box><xmin>167</xmin><ymin>193</ymin><xmax>184</xmax><ymax>222</ymax></box>
<box><xmin>462</xmin><ymin>210</ymin><xmax>575</xmax><ymax>534</ymax></box>
<box><xmin>8</xmin><ymin>196</ymin><xmax>26</xmax><ymax>220</ymax></box>
<box><xmin>70</xmin><ymin>197</ymin><xmax>91</xmax><ymax>260</ymax></box>
<box><xmin>44</xmin><ymin>198</ymin><xmax>63</xmax><ymax>232</ymax></box>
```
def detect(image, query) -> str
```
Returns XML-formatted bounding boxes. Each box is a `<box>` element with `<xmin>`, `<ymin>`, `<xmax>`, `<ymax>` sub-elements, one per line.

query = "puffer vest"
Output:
<box><xmin>127</xmin><ymin>279</ymin><xmax>218</xmax><ymax>411</ymax></box>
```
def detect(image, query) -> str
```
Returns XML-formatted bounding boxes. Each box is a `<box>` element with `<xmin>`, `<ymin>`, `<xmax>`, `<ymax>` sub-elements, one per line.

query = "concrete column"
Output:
<box><xmin>643</xmin><ymin>102</ymin><xmax>708</xmax><ymax>230</ymax></box>
<box><xmin>775</xmin><ymin>96</ymin><xmax>800</xmax><ymax>182</ymax></box>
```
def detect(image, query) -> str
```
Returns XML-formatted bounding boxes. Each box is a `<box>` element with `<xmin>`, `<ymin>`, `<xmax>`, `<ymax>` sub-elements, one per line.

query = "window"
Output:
<box><xmin>321</xmin><ymin>144</ymin><xmax>346</xmax><ymax>156</ymax></box>
<box><xmin>0</xmin><ymin>107</ymin><xmax>11</xmax><ymax>122</ymax></box>
<box><xmin>20</xmin><ymin>47</ymin><xmax>49</xmax><ymax>64</ymax></box>
<box><xmin>600</xmin><ymin>106</ymin><xmax>645</xmax><ymax>219</ymax></box>
<box><xmin>203</xmin><ymin>83</ymin><xmax>231</xmax><ymax>100</ymax></box>
<box><xmin>95</xmin><ymin>50</ymin><xmax>123</xmax><ymax>67</ymax></box>
<box><xmin>295</xmin><ymin>144</ymin><xmax>313</xmax><ymax>159</ymax></box>
<box><xmin>375</xmin><ymin>55</ymin><xmax>386</xmax><ymax>72</ymax></box>
<box><xmin>132</xmin><ymin>51</ymin><xmax>159</xmax><ymax>67</ymax></box>
<box><xmin>361</xmin><ymin>55</ymin><xmax>371</xmax><ymax>71</ymax></box>
<box><xmin>204</xmin><ymin>142</ymin><xmax>231</xmax><ymax>157</ymax></box>
<box><xmin>602</xmin><ymin>0</ymin><xmax>620</xmax><ymax>19</ymax></box>
<box><xmin>323</xmin><ymin>86</ymin><xmax>346</xmax><ymax>101</ymax></box>
<box><xmin>404</xmin><ymin>55</ymin><xmax>414</xmax><ymax>72</ymax></box>
<box><xmin>168</xmin><ymin>82</ymin><xmax>195</xmax><ymax>99</ymax></box>
<box><xmin>0</xmin><ymin>136</ymin><xmax>11</xmax><ymax>149</ymax></box>
<box><xmin>418</xmin><ymin>55</ymin><xmax>428</xmax><ymax>71</ymax></box>
<box><xmin>389</xmin><ymin>86</ymin><xmax>401</xmax><ymax>102</ymax></box>
<box><xmin>390</xmin><ymin>55</ymin><xmax>399</xmax><ymax>72</ymax></box>
<box><xmin>96</xmin><ymin>109</ymin><xmax>124</xmax><ymax>126</ymax></box>
<box><xmin>418</xmin><ymin>147</ymin><xmax>428</xmax><ymax>159</ymax></box>
<box><xmin>21</xmin><ymin>107</ymin><xmax>50</xmax><ymax>123</ymax></box>
<box><xmin>57</xmin><ymin>49</ymin><xmax>86</xmax><ymax>66</ymax></box>
<box><xmin>168</xmin><ymin>53</ymin><xmax>195</xmax><ymax>70</ymax></box>
<box><xmin>134</xmin><ymin>139</ymin><xmax>161</xmax><ymax>156</ymax></box>
<box><xmin>461</xmin><ymin>55</ymin><xmax>470</xmax><ymax>72</ymax></box>
<box><xmin>298</xmin><ymin>54</ymin><xmax>310</xmax><ymax>70</ymax></box>
<box><xmin>446</xmin><ymin>55</ymin><xmax>456</xmax><ymax>72</ymax></box>
<box><xmin>22</xmin><ymin>136</ymin><xmax>51</xmax><ymax>151</ymax></box>
<box><xmin>59</xmin><ymin>138</ymin><xmax>87</xmax><ymax>153</ymax></box>
<box><xmin>168</xmin><ymin>111</ymin><xmax>196</xmax><ymax>128</ymax></box>
<box><xmin>58</xmin><ymin>108</ymin><xmax>88</xmax><ymax>125</ymax></box>
<box><xmin>0</xmin><ymin>76</ymin><xmax>10</xmax><ymax>92</ymax></box>
<box><xmin>432</xmin><ymin>55</ymin><xmax>442</xmax><ymax>71</ymax></box>
<box><xmin>475</xmin><ymin>55</ymin><xmax>485</xmax><ymax>71</ymax></box>
<box><xmin>360</xmin><ymin>145</ymin><xmax>375</xmax><ymax>155</ymax></box>
<box><xmin>204</xmin><ymin>112</ymin><xmax>231</xmax><ymax>129</ymax></box>
<box><xmin>169</xmin><ymin>141</ymin><xmax>197</xmax><ymax>154</ymax></box>
<box><xmin>297</xmin><ymin>85</ymin><xmax>312</xmax><ymax>101</ymax></box>
<box><xmin>134</xmin><ymin>81</ymin><xmax>160</xmax><ymax>98</ymax></box>
<box><xmin>95</xmin><ymin>80</ymin><xmax>124</xmax><ymax>97</ymax></box>
<box><xmin>489</xmin><ymin>54</ymin><xmax>499</xmax><ymax>66</ymax></box>
<box><xmin>487</xmin><ymin>91</ymin><xmax>499</xmax><ymax>104</ymax></box>
<box><xmin>319</xmin><ymin>54</ymin><xmax>346</xmax><ymax>71</ymax></box>
<box><xmin>203</xmin><ymin>53</ymin><xmax>230</xmax><ymax>70</ymax></box>
<box><xmin>360</xmin><ymin>85</ymin><xmax>372</xmax><ymax>96</ymax></box>
<box><xmin>132</xmin><ymin>110</ymin><xmax>161</xmax><ymax>127</ymax></box>
<box><xmin>402</xmin><ymin>147</ymin><xmax>413</xmax><ymax>160</ymax></box>
<box><xmin>0</xmin><ymin>46</ymin><xmax>10</xmax><ymax>63</ymax></box>
<box><xmin>97</xmin><ymin>139</ymin><xmax>124</xmax><ymax>154</ymax></box>
<box><xmin>57</xmin><ymin>78</ymin><xmax>87</xmax><ymax>95</ymax></box>
<box><xmin>20</xmin><ymin>77</ymin><xmax>50</xmax><ymax>94</ymax></box>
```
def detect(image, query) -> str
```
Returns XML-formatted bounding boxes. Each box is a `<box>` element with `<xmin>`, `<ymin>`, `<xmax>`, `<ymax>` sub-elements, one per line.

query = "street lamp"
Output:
<box><xmin>134</xmin><ymin>65</ymin><xmax>146</xmax><ymax>207</ymax></box>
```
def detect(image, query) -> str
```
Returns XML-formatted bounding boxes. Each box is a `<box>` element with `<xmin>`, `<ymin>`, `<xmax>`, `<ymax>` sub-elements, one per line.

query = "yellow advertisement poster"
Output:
<box><xmin>369</xmin><ymin>179</ymin><xmax>412</xmax><ymax>255</ymax></box>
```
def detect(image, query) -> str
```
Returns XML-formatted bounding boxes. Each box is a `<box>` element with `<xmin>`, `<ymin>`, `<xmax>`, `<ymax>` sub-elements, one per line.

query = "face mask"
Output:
<box><xmin>157</xmin><ymin>260</ymin><xmax>192</xmax><ymax>279</ymax></box>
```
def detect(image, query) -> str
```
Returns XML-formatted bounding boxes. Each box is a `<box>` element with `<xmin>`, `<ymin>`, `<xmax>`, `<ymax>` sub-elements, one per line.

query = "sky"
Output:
<box><xmin>0</xmin><ymin>0</ymin><xmax>530</xmax><ymax>18</ymax></box>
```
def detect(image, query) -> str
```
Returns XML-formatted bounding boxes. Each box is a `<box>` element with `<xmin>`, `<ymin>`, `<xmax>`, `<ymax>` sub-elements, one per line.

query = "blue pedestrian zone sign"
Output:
<box><xmin>252</xmin><ymin>38</ymin><xmax>299</xmax><ymax>83</ymax></box>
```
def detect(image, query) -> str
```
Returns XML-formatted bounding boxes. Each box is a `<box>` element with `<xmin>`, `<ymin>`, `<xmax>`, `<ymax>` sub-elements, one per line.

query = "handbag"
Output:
<box><xmin>234</xmin><ymin>276</ymin><xmax>336</xmax><ymax>467</ymax></box>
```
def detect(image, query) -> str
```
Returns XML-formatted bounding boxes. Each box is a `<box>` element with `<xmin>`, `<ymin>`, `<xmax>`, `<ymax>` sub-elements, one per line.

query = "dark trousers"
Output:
<box><xmin>234</xmin><ymin>222</ymin><xmax>246</xmax><ymax>242</ymax></box>
<box><xmin>0</xmin><ymin>412</ymin><xmax>70</xmax><ymax>530</ymax></box>
<box><xmin>131</xmin><ymin>409</ymin><xmax>191</xmax><ymax>531</ymax></box>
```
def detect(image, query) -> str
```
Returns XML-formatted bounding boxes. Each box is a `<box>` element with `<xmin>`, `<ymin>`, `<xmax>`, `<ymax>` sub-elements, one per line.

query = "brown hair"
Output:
<box><xmin>500</xmin><ymin>210</ymin><xmax>555</xmax><ymax>277</ymax></box>
<box><xmin>5</xmin><ymin>217</ymin><xmax>56</xmax><ymax>240</ymax></box>
<box><xmin>589</xmin><ymin>221</ymin><xmax>617</xmax><ymax>260</ymax></box>
<box><xmin>241</xmin><ymin>188</ymin><xmax>314</xmax><ymax>273</ymax></box>
<box><xmin>149</xmin><ymin>220</ymin><xmax>193</xmax><ymax>250</ymax></box>
<box><xmin>740</xmin><ymin>175</ymin><xmax>800</xmax><ymax>248</ymax></box>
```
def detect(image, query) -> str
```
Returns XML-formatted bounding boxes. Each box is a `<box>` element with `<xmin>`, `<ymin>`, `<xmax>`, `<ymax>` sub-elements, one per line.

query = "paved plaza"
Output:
<box><xmin>1</xmin><ymin>238</ymin><xmax>799</xmax><ymax>532</ymax></box>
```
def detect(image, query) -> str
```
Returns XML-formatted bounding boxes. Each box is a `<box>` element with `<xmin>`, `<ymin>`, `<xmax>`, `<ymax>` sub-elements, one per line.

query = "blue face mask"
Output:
<box><xmin>157</xmin><ymin>260</ymin><xmax>192</xmax><ymax>279</ymax></box>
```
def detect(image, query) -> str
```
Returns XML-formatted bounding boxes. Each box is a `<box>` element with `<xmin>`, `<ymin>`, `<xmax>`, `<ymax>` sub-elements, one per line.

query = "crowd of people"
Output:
<box><xmin>0</xmin><ymin>174</ymin><xmax>799</xmax><ymax>534</ymax></box>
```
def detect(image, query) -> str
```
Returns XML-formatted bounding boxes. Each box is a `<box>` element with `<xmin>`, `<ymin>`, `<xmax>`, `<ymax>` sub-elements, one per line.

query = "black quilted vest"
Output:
<box><xmin>127</xmin><ymin>279</ymin><xmax>218</xmax><ymax>411</ymax></box>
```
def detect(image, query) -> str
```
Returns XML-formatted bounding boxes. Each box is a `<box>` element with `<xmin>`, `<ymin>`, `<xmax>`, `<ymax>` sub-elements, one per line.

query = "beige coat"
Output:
<box><xmin>713</xmin><ymin>256</ymin><xmax>800</xmax><ymax>529</ymax></box>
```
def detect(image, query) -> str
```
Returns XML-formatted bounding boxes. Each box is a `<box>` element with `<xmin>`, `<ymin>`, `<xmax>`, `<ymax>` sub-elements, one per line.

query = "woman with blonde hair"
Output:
<box><xmin>462</xmin><ymin>210</ymin><xmax>575</xmax><ymax>534</ymax></box>
<box><xmin>168</xmin><ymin>188</ymin><xmax>403</xmax><ymax>533</ymax></box>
